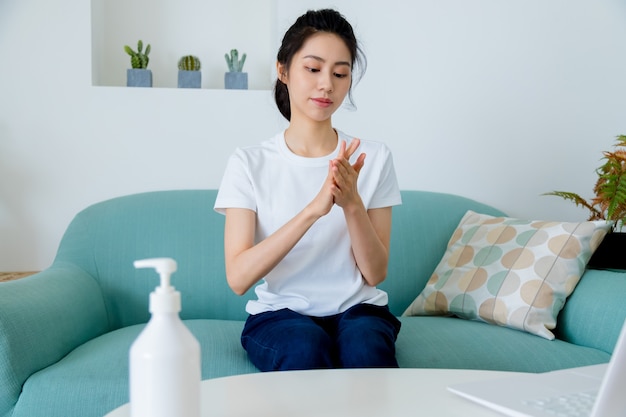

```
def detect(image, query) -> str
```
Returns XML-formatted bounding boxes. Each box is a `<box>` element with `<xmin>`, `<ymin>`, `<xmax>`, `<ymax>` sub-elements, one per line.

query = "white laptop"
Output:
<box><xmin>447</xmin><ymin>319</ymin><xmax>626</xmax><ymax>417</ymax></box>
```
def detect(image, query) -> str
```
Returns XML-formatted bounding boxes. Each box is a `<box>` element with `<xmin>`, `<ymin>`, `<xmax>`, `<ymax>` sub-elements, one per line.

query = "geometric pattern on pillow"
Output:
<box><xmin>402</xmin><ymin>210</ymin><xmax>611</xmax><ymax>340</ymax></box>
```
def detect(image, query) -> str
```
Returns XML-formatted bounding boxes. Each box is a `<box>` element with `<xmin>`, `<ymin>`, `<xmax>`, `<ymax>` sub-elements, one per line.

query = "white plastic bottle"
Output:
<box><xmin>130</xmin><ymin>258</ymin><xmax>201</xmax><ymax>417</ymax></box>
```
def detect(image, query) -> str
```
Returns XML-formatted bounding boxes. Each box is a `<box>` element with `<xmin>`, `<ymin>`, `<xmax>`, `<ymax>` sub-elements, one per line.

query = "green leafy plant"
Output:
<box><xmin>178</xmin><ymin>55</ymin><xmax>201</xmax><ymax>71</ymax></box>
<box><xmin>224</xmin><ymin>49</ymin><xmax>246</xmax><ymax>72</ymax></box>
<box><xmin>543</xmin><ymin>135</ymin><xmax>626</xmax><ymax>231</ymax></box>
<box><xmin>124</xmin><ymin>40</ymin><xmax>151</xmax><ymax>69</ymax></box>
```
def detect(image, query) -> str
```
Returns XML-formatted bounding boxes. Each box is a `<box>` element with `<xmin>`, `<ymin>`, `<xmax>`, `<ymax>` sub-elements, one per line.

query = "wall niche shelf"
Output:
<box><xmin>90</xmin><ymin>0</ymin><xmax>276</xmax><ymax>91</ymax></box>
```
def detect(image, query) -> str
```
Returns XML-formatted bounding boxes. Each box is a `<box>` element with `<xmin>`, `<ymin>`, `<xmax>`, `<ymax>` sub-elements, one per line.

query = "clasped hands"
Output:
<box><xmin>311</xmin><ymin>139</ymin><xmax>366</xmax><ymax>217</ymax></box>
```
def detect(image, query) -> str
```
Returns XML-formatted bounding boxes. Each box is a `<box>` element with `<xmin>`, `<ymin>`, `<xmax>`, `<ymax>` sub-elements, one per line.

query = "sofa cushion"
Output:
<box><xmin>12</xmin><ymin>320</ymin><xmax>257</xmax><ymax>417</ymax></box>
<box><xmin>13</xmin><ymin>316</ymin><xmax>612</xmax><ymax>417</ymax></box>
<box><xmin>403</xmin><ymin>211</ymin><xmax>610</xmax><ymax>339</ymax></box>
<box><xmin>396</xmin><ymin>316</ymin><xmax>610</xmax><ymax>371</ymax></box>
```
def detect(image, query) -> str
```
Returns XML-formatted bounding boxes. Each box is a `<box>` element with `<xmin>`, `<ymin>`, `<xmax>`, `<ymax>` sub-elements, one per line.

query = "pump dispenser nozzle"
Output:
<box><xmin>134</xmin><ymin>258</ymin><xmax>177</xmax><ymax>289</ymax></box>
<box><xmin>134</xmin><ymin>258</ymin><xmax>181</xmax><ymax>313</ymax></box>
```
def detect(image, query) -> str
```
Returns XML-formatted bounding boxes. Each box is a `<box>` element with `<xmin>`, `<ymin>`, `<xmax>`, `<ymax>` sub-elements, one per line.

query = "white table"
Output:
<box><xmin>105</xmin><ymin>368</ymin><xmax>518</xmax><ymax>416</ymax></box>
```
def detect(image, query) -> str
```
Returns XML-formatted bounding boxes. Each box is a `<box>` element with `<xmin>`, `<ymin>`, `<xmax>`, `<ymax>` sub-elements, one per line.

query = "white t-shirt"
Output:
<box><xmin>214</xmin><ymin>130</ymin><xmax>402</xmax><ymax>316</ymax></box>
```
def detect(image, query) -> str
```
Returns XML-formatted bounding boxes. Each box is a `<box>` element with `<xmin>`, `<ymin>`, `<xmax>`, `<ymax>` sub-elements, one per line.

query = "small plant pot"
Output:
<box><xmin>127</xmin><ymin>69</ymin><xmax>152</xmax><ymax>87</ymax></box>
<box><xmin>178</xmin><ymin>70</ymin><xmax>201</xmax><ymax>88</ymax></box>
<box><xmin>587</xmin><ymin>232</ymin><xmax>626</xmax><ymax>270</ymax></box>
<box><xmin>225</xmin><ymin>72</ymin><xmax>248</xmax><ymax>90</ymax></box>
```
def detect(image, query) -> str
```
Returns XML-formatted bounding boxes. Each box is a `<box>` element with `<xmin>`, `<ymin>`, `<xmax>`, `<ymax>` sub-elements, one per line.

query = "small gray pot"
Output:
<box><xmin>178</xmin><ymin>70</ymin><xmax>201</xmax><ymax>88</ymax></box>
<box><xmin>127</xmin><ymin>69</ymin><xmax>152</xmax><ymax>87</ymax></box>
<box><xmin>225</xmin><ymin>72</ymin><xmax>248</xmax><ymax>90</ymax></box>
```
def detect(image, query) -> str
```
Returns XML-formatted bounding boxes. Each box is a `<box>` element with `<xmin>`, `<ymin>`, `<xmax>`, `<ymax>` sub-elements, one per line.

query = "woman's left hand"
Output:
<box><xmin>330</xmin><ymin>139</ymin><xmax>366</xmax><ymax>209</ymax></box>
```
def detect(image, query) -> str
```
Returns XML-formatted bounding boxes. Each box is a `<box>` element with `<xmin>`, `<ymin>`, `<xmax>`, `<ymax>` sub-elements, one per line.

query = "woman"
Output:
<box><xmin>214</xmin><ymin>8</ymin><xmax>402</xmax><ymax>371</ymax></box>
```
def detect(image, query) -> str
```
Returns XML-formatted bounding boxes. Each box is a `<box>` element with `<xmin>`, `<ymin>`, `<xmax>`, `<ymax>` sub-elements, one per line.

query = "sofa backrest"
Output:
<box><xmin>54</xmin><ymin>189</ymin><xmax>505</xmax><ymax>329</ymax></box>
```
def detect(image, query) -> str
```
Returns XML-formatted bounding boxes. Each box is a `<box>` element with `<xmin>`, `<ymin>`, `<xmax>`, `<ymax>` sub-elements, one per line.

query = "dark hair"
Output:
<box><xmin>274</xmin><ymin>9</ymin><xmax>367</xmax><ymax>121</ymax></box>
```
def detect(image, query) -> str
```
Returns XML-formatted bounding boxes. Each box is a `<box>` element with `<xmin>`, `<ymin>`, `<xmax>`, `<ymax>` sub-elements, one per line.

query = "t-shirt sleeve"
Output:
<box><xmin>213</xmin><ymin>149</ymin><xmax>257</xmax><ymax>215</ymax></box>
<box><xmin>369</xmin><ymin>144</ymin><xmax>402</xmax><ymax>209</ymax></box>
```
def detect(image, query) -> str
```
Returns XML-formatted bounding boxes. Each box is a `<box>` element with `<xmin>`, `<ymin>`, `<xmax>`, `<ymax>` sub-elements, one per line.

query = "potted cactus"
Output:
<box><xmin>178</xmin><ymin>55</ymin><xmax>201</xmax><ymax>88</ymax></box>
<box><xmin>124</xmin><ymin>40</ymin><xmax>152</xmax><ymax>87</ymax></box>
<box><xmin>224</xmin><ymin>49</ymin><xmax>248</xmax><ymax>90</ymax></box>
<box><xmin>544</xmin><ymin>135</ymin><xmax>626</xmax><ymax>269</ymax></box>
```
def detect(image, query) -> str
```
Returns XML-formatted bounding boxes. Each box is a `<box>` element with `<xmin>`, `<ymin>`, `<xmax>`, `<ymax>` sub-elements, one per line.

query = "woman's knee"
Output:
<box><xmin>241</xmin><ymin>309</ymin><xmax>334</xmax><ymax>371</ymax></box>
<box><xmin>336</xmin><ymin>304</ymin><xmax>401</xmax><ymax>368</ymax></box>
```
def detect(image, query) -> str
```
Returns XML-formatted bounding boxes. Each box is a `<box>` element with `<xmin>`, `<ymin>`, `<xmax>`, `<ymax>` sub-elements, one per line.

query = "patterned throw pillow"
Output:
<box><xmin>403</xmin><ymin>210</ymin><xmax>611</xmax><ymax>339</ymax></box>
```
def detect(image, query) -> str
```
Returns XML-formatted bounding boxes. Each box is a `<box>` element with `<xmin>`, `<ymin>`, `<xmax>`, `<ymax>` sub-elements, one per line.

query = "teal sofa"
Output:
<box><xmin>2</xmin><ymin>190</ymin><xmax>625</xmax><ymax>417</ymax></box>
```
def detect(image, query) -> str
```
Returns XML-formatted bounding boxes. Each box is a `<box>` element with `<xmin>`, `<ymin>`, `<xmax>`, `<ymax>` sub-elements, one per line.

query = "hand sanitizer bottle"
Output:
<box><xmin>130</xmin><ymin>258</ymin><xmax>201</xmax><ymax>417</ymax></box>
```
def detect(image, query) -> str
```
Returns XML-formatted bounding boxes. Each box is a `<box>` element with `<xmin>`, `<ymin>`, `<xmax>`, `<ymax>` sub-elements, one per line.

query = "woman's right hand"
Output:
<box><xmin>306</xmin><ymin>161</ymin><xmax>336</xmax><ymax>219</ymax></box>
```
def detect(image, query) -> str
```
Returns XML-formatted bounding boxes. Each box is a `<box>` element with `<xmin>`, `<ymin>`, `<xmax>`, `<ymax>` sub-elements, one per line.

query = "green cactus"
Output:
<box><xmin>178</xmin><ymin>55</ymin><xmax>201</xmax><ymax>71</ymax></box>
<box><xmin>124</xmin><ymin>40</ymin><xmax>151</xmax><ymax>69</ymax></box>
<box><xmin>224</xmin><ymin>49</ymin><xmax>246</xmax><ymax>72</ymax></box>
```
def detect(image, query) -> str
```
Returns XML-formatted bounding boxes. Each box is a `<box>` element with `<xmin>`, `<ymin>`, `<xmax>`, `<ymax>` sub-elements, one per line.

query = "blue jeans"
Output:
<box><xmin>241</xmin><ymin>303</ymin><xmax>402</xmax><ymax>371</ymax></box>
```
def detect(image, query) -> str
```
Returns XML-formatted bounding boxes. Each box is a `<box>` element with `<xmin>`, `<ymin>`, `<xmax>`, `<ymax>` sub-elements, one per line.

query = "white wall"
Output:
<box><xmin>1</xmin><ymin>0</ymin><xmax>626</xmax><ymax>271</ymax></box>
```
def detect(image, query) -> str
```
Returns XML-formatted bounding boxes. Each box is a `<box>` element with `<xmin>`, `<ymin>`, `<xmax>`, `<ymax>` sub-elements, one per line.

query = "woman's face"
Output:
<box><xmin>278</xmin><ymin>32</ymin><xmax>352</xmax><ymax>124</ymax></box>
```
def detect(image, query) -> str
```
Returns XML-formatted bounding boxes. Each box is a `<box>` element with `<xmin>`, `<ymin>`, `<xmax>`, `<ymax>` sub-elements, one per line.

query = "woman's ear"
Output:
<box><xmin>276</xmin><ymin>62</ymin><xmax>287</xmax><ymax>83</ymax></box>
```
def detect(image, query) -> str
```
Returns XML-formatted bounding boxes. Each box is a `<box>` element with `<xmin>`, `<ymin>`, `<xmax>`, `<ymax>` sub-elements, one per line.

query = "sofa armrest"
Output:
<box><xmin>557</xmin><ymin>268</ymin><xmax>626</xmax><ymax>354</ymax></box>
<box><xmin>0</xmin><ymin>263</ymin><xmax>108</xmax><ymax>417</ymax></box>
